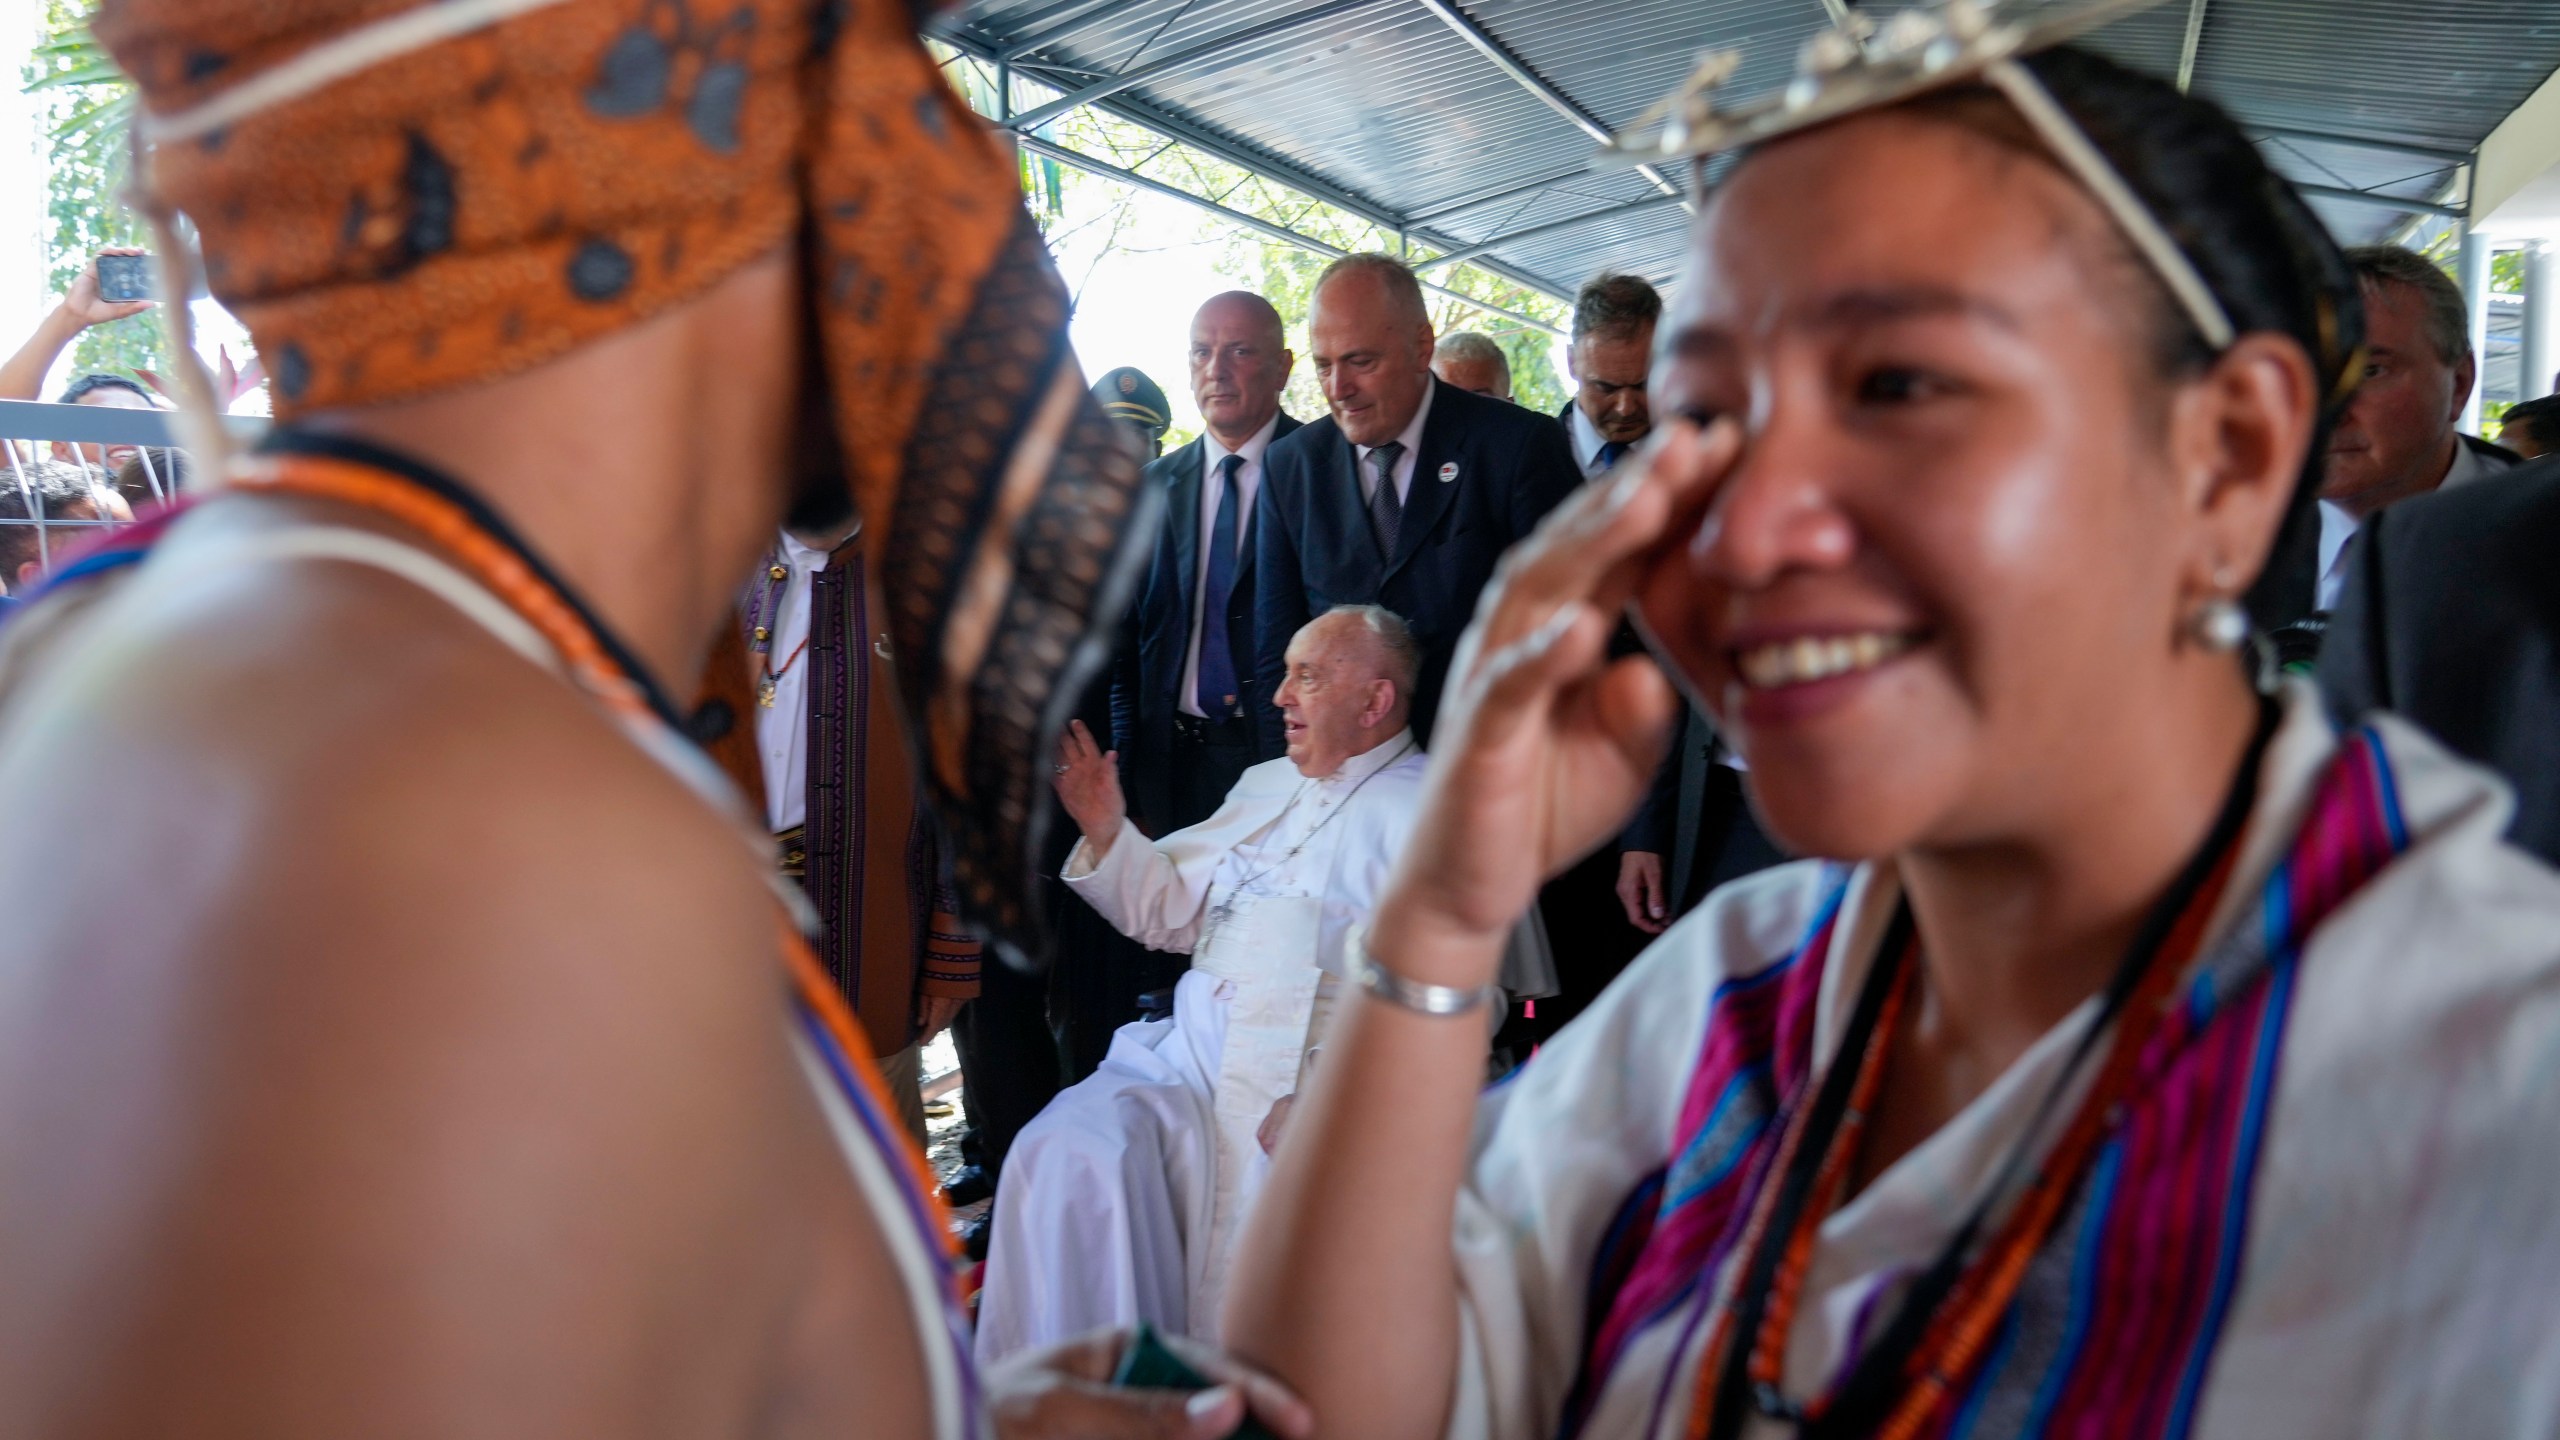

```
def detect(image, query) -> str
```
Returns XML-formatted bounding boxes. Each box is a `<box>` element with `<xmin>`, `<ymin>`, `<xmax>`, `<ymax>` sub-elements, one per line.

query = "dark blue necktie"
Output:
<box><xmin>1594</xmin><ymin>439</ymin><xmax>1628</xmax><ymax>475</ymax></box>
<box><xmin>1194</xmin><ymin>452</ymin><xmax>1244</xmax><ymax>716</ymax></box>
<box><xmin>1366</xmin><ymin>441</ymin><xmax>1405</xmax><ymax>560</ymax></box>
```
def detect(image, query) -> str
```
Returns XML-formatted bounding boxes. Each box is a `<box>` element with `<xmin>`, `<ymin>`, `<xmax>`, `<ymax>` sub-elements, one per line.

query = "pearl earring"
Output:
<box><xmin>2190</xmin><ymin>562</ymin><xmax>2246</xmax><ymax>652</ymax></box>
<box><xmin>2191</xmin><ymin>595</ymin><xmax>2249</xmax><ymax>653</ymax></box>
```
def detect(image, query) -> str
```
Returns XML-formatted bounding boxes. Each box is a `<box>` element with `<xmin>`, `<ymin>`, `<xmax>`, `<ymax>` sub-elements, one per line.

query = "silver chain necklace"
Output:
<box><xmin>1201</xmin><ymin>737</ymin><xmax>1416</xmax><ymax>945</ymax></box>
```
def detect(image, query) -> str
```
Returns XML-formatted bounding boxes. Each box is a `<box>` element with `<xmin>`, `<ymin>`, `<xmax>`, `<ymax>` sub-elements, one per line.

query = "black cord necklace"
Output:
<box><xmin>258</xmin><ymin>428</ymin><xmax>690</xmax><ymax>732</ymax></box>
<box><xmin>1703</xmin><ymin>700</ymin><xmax>2279</xmax><ymax>1440</ymax></box>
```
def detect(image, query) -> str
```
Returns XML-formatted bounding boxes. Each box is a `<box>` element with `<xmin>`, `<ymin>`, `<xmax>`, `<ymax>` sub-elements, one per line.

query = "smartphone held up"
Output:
<box><xmin>95</xmin><ymin>253</ymin><xmax>154</xmax><ymax>304</ymax></box>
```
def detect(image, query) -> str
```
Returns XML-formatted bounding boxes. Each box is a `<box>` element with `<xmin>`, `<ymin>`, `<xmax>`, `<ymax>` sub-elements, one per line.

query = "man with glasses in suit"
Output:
<box><xmin>1113</xmin><ymin>293</ymin><xmax>1303</xmax><ymax>837</ymax></box>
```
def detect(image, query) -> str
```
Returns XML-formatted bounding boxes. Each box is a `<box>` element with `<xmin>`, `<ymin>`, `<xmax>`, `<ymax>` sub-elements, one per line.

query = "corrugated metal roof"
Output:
<box><xmin>941</xmin><ymin>0</ymin><xmax>2560</xmax><ymax>299</ymax></box>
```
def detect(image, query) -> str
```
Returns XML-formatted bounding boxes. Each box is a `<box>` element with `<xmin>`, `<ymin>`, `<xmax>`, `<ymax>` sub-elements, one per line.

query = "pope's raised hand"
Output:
<box><xmin>1380</xmin><ymin>419</ymin><xmax>1739</xmax><ymax>952</ymax></box>
<box><xmin>1053</xmin><ymin>719</ymin><xmax>1128</xmax><ymax>853</ymax></box>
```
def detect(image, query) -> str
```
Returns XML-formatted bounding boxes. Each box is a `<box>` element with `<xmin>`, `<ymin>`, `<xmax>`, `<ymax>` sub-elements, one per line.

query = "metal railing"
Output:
<box><xmin>0</xmin><ymin>399</ymin><xmax>266</xmax><ymax>588</ymax></box>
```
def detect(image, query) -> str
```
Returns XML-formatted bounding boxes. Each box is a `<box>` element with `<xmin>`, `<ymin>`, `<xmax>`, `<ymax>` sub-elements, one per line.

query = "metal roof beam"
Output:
<box><xmin>2250</xmin><ymin>125</ymin><xmax>2473</xmax><ymax>166</ymax></box>
<box><xmin>2174</xmin><ymin>0</ymin><xmax>2209</xmax><ymax>93</ymax></box>
<box><xmin>991</xmin><ymin>0</ymin><xmax>1126</xmax><ymax>62</ymax></box>
<box><xmin>1404</xmin><ymin>164</ymin><xmax>1603</xmax><ymax>226</ymax></box>
<box><xmin>1003</xmin><ymin>0</ymin><xmax>1396</xmax><ymax>133</ymax></box>
<box><xmin>2293</xmin><ymin>182</ymin><xmax>2463</xmax><ymax>219</ymax></box>
<box><xmin>1408</xmin><ymin>0</ymin><xmax>1682</xmax><ymax>203</ymax></box>
<box><xmin>1413</xmin><ymin>194</ymin><xmax>1686</xmax><ymax>273</ymax></box>
<box><xmin>1013</xmin><ymin>133</ymin><xmax>1565</xmax><ymax>335</ymax></box>
<box><xmin>938</xmin><ymin>27</ymin><xmax>1580</xmax><ymax>303</ymax></box>
<box><xmin>923</xmin><ymin>0</ymin><xmax>1116</xmax><ymax>62</ymax></box>
<box><xmin>1084</xmin><ymin>93</ymin><xmax>1582</xmax><ymax>302</ymax></box>
<box><xmin>944</xmin><ymin>32</ymin><xmax>1408</xmax><ymax>231</ymax></box>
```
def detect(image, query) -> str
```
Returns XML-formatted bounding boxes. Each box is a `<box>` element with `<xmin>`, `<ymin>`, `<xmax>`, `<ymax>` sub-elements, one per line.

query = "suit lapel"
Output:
<box><xmin>1162</xmin><ymin>438</ymin><xmax>1205</xmax><ymax>625</ymax></box>
<box><xmin>1243</xmin><ymin>411</ymin><xmax>1302</xmax><ymax>586</ymax></box>
<box><xmin>1387</xmin><ymin>386</ymin><xmax>1463</xmax><ymax>581</ymax></box>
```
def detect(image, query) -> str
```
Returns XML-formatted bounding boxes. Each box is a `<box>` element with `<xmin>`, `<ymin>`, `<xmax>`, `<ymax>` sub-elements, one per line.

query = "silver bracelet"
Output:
<box><xmin>1350</xmin><ymin>928</ymin><xmax>1498</xmax><ymax>1017</ymax></box>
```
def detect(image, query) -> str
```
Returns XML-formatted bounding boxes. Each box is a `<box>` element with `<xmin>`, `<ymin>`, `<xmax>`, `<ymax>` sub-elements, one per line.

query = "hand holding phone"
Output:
<box><xmin>1112</xmin><ymin>1324</ymin><xmax>1283</xmax><ymax>1440</ymax></box>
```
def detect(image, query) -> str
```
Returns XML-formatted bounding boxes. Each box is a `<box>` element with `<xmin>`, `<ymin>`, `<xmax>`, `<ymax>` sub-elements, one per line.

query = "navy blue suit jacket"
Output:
<box><xmin>1252</xmin><ymin>381</ymin><xmax>1578</xmax><ymax>754</ymax></box>
<box><xmin>1109</xmin><ymin>411</ymin><xmax>1303</xmax><ymax>828</ymax></box>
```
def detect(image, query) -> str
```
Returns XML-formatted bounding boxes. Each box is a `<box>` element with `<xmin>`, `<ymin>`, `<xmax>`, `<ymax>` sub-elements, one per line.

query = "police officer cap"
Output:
<box><xmin>1091</xmin><ymin>366</ymin><xmax>1171</xmax><ymax>432</ymax></box>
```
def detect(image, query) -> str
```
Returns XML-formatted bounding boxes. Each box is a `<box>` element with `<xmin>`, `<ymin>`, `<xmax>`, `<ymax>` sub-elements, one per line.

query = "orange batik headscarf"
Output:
<box><xmin>94</xmin><ymin>0</ymin><xmax>1152</xmax><ymax>964</ymax></box>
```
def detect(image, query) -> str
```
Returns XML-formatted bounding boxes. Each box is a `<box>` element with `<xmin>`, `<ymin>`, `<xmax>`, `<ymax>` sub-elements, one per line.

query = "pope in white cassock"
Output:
<box><xmin>976</xmin><ymin>605</ymin><xmax>1434</xmax><ymax>1363</ymax></box>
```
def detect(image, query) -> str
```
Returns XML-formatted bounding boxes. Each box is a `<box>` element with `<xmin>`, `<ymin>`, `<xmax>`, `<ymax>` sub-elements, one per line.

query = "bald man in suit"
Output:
<box><xmin>1252</xmin><ymin>254</ymin><xmax>1578</xmax><ymax>757</ymax></box>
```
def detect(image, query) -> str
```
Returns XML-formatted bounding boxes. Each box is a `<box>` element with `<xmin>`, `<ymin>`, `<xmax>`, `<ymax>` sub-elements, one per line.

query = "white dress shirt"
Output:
<box><xmin>1179</xmin><ymin>411</ymin><xmax>1282</xmax><ymax>719</ymax></box>
<box><xmin>1566</xmin><ymin>402</ymin><xmax>1611</xmax><ymax>478</ymax></box>
<box><xmin>757</xmin><ymin>530</ymin><xmax>830</xmax><ymax>832</ymax></box>
<box><xmin>1355</xmin><ymin>376</ymin><xmax>1437</xmax><ymax>508</ymax></box>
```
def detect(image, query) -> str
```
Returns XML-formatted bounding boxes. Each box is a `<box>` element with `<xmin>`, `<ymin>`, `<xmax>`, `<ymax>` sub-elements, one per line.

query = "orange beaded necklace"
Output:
<box><xmin>225</xmin><ymin>443</ymin><xmax>956</xmax><ymax>1246</ymax></box>
<box><xmin>1692</xmin><ymin>715</ymin><xmax>2266</xmax><ymax>1440</ymax></box>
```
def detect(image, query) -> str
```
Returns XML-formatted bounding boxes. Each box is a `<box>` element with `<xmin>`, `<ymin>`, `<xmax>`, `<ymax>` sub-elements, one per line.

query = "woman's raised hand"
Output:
<box><xmin>1381</xmin><ymin>418</ymin><xmax>1739</xmax><ymax>953</ymax></box>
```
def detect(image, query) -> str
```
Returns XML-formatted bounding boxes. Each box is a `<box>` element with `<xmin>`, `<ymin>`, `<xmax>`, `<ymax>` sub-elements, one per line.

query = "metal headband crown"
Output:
<box><xmin>1602</xmin><ymin>0</ymin><xmax>2236</xmax><ymax>350</ymax></box>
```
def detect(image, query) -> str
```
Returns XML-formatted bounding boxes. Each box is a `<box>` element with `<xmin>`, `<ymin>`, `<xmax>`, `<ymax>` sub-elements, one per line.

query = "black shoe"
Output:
<box><xmin>942</xmin><ymin>1165</ymin><xmax>993</xmax><ymax>1208</ymax></box>
<box><xmin>962</xmin><ymin>1211</ymin><xmax>993</xmax><ymax>1263</ymax></box>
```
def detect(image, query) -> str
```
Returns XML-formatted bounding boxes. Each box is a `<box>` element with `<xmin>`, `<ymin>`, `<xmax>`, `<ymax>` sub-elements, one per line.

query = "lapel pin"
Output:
<box><xmin>1437</xmin><ymin>461</ymin><xmax>1459</xmax><ymax>484</ymax></box>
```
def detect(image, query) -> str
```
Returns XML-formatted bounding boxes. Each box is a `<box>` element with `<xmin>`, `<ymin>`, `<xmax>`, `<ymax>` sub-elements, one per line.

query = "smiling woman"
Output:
<box><xmin>1225</xmin><ymin>33</ymin><xmax>2560</xmax><ymax>1440</ymax></box>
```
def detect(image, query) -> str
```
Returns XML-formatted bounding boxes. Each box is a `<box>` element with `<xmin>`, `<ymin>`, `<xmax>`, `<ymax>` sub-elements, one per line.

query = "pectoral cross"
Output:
<box><xmin>758</xmin><ymin>675</ymin><xmax>778</xmax><ymax>708</ymax></box>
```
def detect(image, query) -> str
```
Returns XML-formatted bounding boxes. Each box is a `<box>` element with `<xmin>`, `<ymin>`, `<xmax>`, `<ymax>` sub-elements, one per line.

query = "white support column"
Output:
<box><xmin>2461</xmin><ymin>227</ymin><xmax>2492</xmax><ymax>432</ymax></box>
<box><xmin>2529</xmin><ymin>243</ymin><xmax>2560</xmax><ymax>404</ymax></box>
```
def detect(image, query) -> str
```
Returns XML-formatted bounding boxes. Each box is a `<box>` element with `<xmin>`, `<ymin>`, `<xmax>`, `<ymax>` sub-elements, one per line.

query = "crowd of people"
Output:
<box><xmin>5</xmin><ymin>3</ymin><xmax>2560</xmax><ymax>1438</ymax></box>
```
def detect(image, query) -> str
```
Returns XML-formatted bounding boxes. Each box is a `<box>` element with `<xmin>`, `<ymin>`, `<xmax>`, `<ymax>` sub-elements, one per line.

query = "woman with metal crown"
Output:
<box><xmin>1227</xmin><ymin>5</ymin><xmax>2560</xmax><ymax>1438</ymax></box>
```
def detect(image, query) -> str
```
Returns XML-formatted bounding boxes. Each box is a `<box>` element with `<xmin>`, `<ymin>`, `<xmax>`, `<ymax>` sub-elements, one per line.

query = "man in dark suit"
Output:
<box><xmin>1558</xmin><ymin>273</ymin><xmax>1658</xmax><ymax>480</ymax></box>
<box><xmin>2315</xmin><ymin>245</ymin><xmax>2515</xmax><ymax>613</ymax></box>
<box><xmin>1253</xmin><ymin>253</ymin><xmax>1579</xmax><ymax>754</ymax></box>
<box><xmin>1523</xmin><ymin>272</ymin><xmax>1674</xmax><ymax>1040</ymax></box>
<box><xmin>2320</xmin><ymin>459</ymin><xmax>2560</xmax><ymax>867</ymax></box>
<box><xmin>1111</xmin><ymin>292</ymin><xmax>1301</xmax><ymax>835</ymax></box>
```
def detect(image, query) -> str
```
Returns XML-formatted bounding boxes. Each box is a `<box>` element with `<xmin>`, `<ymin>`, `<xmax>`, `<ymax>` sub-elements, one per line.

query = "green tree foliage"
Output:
<box><xmin>2493</xmin><ymin>247</ymin><xmax>2527</xmax><ymax>296</ymax></box>
<box><xmin>25</xmin><ymin>2</ymin><xmax>161</xmax><ymax>381</ymax></box>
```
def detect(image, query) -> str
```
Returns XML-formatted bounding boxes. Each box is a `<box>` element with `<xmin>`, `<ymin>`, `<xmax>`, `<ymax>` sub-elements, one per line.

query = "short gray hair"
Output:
<box><xmin>2346</xmin><ymin>245</ymin><xmax>2469</xmax><ymax>367</ymax></box>
<box><xmin>1435</xmin><ymin>331</ymin><xmax>1510</xmax><ymax>381</ymax></box>
<box><xmin>1572</xmin><ymin>272</ymin><xmax>1663</xmax><ymax>345</ymax></box>
<box><xmin>1322</xmin><ymin>603</ymin><xmax>1420</xmax><ymax>698</ymax></box>
<box><xmin>1314</xmin><ymin>253</ymin><xmax>1429</xmax><ymax>331</ymax></box>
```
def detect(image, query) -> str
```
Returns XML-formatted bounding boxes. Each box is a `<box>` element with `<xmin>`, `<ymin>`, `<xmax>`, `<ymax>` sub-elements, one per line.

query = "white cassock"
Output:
<box><xmin>974</xmin><ymin>731</ymin><xmax>1430</xmax><ymax>1363</ymax></box>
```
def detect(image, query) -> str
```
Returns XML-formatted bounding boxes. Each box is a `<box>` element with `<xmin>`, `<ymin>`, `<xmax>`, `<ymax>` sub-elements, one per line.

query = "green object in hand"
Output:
<box><xmin>1110</xmin><ymin>1322</ymin><xmax>1280</xmax><ymax>1440</ymax></box>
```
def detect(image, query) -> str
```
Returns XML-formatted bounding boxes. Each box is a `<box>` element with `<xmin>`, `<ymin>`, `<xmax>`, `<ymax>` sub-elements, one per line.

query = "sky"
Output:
<box><xmin>1045</xmin><ymin>182</ymin><xmax>1239</xmax><ymax>442</ymax></box>
<box><xmin>1042</xmin><ymin>166</ymin><xmax>1578</xmax><ymax>444</ymax></box>
<box><xmin>1</xmin><ymin>0</ymin><xmax>47</xmax><ymax>346</ymax></box>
